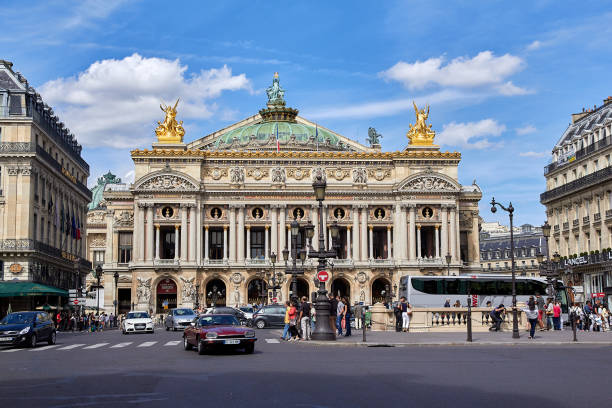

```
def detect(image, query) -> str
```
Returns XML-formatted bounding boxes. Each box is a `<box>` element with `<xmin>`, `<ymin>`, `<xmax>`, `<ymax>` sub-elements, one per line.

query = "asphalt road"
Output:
<box><xmin>1</xmin><ymin>327</ymin><xmax>610</xmax><ymax>408</ymax></box>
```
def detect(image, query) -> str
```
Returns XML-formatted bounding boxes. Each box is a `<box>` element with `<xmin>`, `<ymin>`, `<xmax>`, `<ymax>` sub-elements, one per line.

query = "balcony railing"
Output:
<box><xmin>245</xmin><ymin>258</ymin><xmax>268</xmax><ymax>266</ymax></box>
<box><xmin>154</xmin><ymin>259</ymin><xmax>180</xmax><ymax>267</ymax></box>
<box><xmin>572</xmin><ymin>219</ymin><xmax>580</xmax><ymax>227</ymax></box>
<box><xmin>369</xmin><ymin>258</ymin><xmax>394</xmax><ymax>267</ymax></box>
<box><xmin>544</xmin><ymin>135</ymin><xmax>612</xmax><ymax>175</ymax></box>
<box><xmin>541</xmin><ymin>166</ymin><xmax>612</xmax><ymax>203</ymax></box>
<box><xmin>606</xmin><ymin>209</ymin><xmax>612</xmax><ymax>220</ymax></box>
<box><xmin>553</xmin><ymin>225</ymin><xmax>560</xmax><ymax>232</ymax></box>
<box><xmin>0</xmin><ymin>239</ymin><xmax>86</xmax><ymax>268</ymax></box>
<box><xmin>583</xmin><ymin>216</ymin><xmax>590</xmax><ymax>225</ymax></box>
<box><xmin>594</xmin><ymin>213</ymin><xmax>601</xmax><ymax>222</ymax></box>
<box><xmin>562</xmin><ymin>222</ymin><xmax>569</xmax><ymax>230</ymax></box>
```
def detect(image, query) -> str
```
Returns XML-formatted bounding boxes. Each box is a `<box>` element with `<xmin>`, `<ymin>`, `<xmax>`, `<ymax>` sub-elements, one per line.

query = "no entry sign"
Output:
<box><xmin>317</xmin><ymin>270</ymin><xmax>329</xmax><ymax>282</ymax></box>
<box><xmin>73</xmin><ymin>299</ymin><xmax>79</xmax><ymax>305</ymax></box>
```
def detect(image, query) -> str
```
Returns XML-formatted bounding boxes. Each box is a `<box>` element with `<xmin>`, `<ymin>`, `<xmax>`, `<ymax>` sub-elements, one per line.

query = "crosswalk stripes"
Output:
<box><xmin>1</xmin><ymin>348</ymin><xmax>23</xmax><ymax>353</ymax></box>
<box><xmin>265</xmin><ymin>339</ymin><xmax>280</xmax><ymax>344</ymax></box>
<box><xmin>137</xmin><ymin>341</ymin><xmax>157</xmax><ymax>347</ymax></box>
<box><xmin>58</xmin><ymin>344</ymin><xmax>85</xmax><ymax>350</ymax></box>
<box><xmin>83</xmin><ymin>343</ymin><xmax>109</xmax><ymax>349</ymax></box>
<box><xmin>164</xmin><ymin>340</ymin><xmax>181</xmax><ymax>346</ymax></box>
<box><xmin>30</xmin><ymin>345</ymin><xmax>59</xmax><ymax>351</ymax></box>
<box><xmin>110</xmin><ymin>342</ymin><xmax>132</xmax><ymax>348</ymax></box>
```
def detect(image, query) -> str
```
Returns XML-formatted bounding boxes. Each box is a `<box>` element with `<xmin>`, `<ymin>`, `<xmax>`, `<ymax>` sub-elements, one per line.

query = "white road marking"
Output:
<box><xmin>137</xmin><ymin>341</ymin><xmax>157</xmax><ymax>347</ymax></box>
<box><xmin>110</xmin><ymin>342</ymin><xmax>132</xmax><ymax>348</ymax></box>
<box><xmin>58</xmin><ymin>344</ymin><xmax>85</xmax><ymax>350</ymax></box>
<box><xmin>83</xmin><ymin>343</ymin><xmax>109</xmax><ymax>349</ymax></box>
<box><xmin>265</xmin><ymin>339</ymin><xmax>280</xmax><ymax>344</ymax></box>
<box><xmin>164</xmin><ymin>340</ymin><xmax>181</xmax><ymax>346</ymax></box>
<box><xmin>30</xmin><ymin>345</ymin><xmax>60</xmax><ymax>351</ymax></box>
<box><xmin>1</xmin><ymin>348</ymin><xmax>23</xmax><ymax>353</ymax></box>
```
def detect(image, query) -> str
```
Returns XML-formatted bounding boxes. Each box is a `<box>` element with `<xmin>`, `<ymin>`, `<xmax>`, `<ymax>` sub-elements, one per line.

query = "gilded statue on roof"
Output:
<box><xmin>407</xmin><ymin>102</ymin><xmax>436</xmax><ymax>146</ymax></box>
<box><xmin>155</xmin><ymin>99</ymin><xmax>185</xmax><ymax>143</ymax></box>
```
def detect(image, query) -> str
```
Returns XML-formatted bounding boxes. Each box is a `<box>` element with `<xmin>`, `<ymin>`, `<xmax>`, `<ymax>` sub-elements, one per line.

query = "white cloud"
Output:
<box><xmin>526</xmin><ymin>40</ymin><xmax>542</xmax><ymax>51</ymax></box>
<box><xmin>62</xmin><ymin>0</ymin><xmax>128</xmax><ymax>29</ymax></box>
<box><xmin>380</xmin><ymin>51</ymin><xmax>526</xmax><ymax>94</ymax></box>
<box><xmin>516</xmin><ymin>125</ymin><xmax>537</xmax><ymax>135</ymax></box>
<box><xmin>438</xmin><ymin>119</ymin><xmax>506</xmax><ymax>149</ymax></box>
<box><xmin>39</xmin><ymin>53</ymin><xmax>252</xmax><ymax>148</ymax></box>
<box><xmin>519</xmin><ymin>151</ymin><xmax>548</xmax><ymax>158</ymax></box>
<box><xmin>123</xmin><ymin>170</ymin><xmax>135</xmax><ymax>184</ymax></box>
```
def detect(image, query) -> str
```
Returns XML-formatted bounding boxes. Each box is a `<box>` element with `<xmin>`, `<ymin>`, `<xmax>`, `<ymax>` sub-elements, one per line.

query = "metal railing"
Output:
<box><xmin>541</xmin><ymin>166</ymin><xmax>612</xmax><ymax>203</ymax></box>
<box><xmin>544</xmin><ymin>135</ymin><xmax>612</xmax><ymax>175</ymax></box>
<box><xmin>594</xmin><ymin>213</ymin><xmax>601</xmax><ymax>222</ymax></box>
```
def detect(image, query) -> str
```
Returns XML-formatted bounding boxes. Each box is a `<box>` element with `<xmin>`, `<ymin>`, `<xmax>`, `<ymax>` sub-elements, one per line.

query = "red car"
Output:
<box><xmin>183</xmin><ymin>314</ymin><xmax>257</xmax><ymax>355</ymax></box>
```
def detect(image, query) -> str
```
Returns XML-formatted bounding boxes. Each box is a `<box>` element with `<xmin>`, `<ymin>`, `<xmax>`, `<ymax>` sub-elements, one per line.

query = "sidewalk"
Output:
<box><xmin>305</xmin><ymin>329</ymin><xmax>612</xmax><ymax>347</ymax></box>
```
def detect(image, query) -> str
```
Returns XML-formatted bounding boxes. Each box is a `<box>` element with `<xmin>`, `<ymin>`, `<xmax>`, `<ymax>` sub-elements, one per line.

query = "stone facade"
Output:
<box><xmin>87</xmin><ymin>75</ymin><xmax>482</xmax><ymax>314</ymax></box>
<box><xmin>0</xmin><ymin>60</ymin><xmax>91</xmax><ymax>310</ymax></box>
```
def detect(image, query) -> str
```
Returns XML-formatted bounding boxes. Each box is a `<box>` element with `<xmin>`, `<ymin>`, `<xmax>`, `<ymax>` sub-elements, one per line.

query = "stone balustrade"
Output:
<box><xmin>369</xmin><ymin>304</ymin><xmax>524</xmax><ymax>332</ymax></box>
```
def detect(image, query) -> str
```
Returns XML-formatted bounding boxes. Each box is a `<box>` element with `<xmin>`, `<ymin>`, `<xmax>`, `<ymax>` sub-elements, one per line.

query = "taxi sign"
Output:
<box><xmin>317</xmin><ymin>270</ymin><xmax>329</xmax><ymax>282</ymax></box>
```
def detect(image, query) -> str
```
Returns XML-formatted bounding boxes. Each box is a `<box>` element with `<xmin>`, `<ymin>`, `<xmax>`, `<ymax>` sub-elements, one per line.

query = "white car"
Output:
<box><xmin>122</xmin><ymin>311</ymin><xmax>154</xmax><ymax>334</ymax></box>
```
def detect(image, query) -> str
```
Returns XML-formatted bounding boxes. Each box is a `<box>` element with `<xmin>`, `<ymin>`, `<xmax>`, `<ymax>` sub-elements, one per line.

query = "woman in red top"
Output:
<box><xmin>552</xmin><ymin>300</ymin><xmax>562</xmax><ymax>330</ymax></box>
<box><xmin>288</xmin><ymin>301</ymin><xmax>299</xmax><ymax>341</ymax></box>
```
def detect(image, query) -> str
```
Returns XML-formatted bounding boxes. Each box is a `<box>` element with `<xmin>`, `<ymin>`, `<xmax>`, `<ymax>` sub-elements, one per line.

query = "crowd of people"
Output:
<box><xmin>53</xmin><ymin>311</ymin><xmax>120</xmax><ymax>332</ymax></box>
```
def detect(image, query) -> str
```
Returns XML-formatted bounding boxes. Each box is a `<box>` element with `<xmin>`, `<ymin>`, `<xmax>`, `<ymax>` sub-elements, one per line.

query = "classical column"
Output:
<box><xmin>312</xmin><ymin>205</ymin><xmax>319</xmax><ymax>251</ymax></box>
<box><xmin>471</xmin><ymin>210</ymin><xmax>480</xmax><ymax>263</ymax></box>
<box><xmin>174</xmin><ymin>225</ymin><xmax>180</xmax><ymax>260</ymax></box>
<box><xmin>196</xmin><ymin>204</ymin><xmax>202</xmax><ymax>263</ymax></box>
<box><xmin>400</xmin><ymin>205</ymin><xmax>408</xmax><ymax>260</ymax></box>
<box><xmin>155</xmin><ymin>224</ymin><xmax>160</xmax><ymax>260</ymax></box>
<box><xmin>449</xmin><ymin>206</ymin><xmax>457</xmax><ymax>261</ymax></box>
<box><xmin>408</xmin><ymin>205</ymin><xmax>416</xmax><ymax>260</ymax></box>
<box><xmin>368</xmin><ymin>225</ymin><xmax>374</xmax><ymax>260</ymax></box>
<box><xmin>270</xmin><ymin>206</ymin><xmax>278</xmax><ymax>257</ymax></box>
<box><xmin>279</xmin><ymin>205</ymin><xmax>286</xmax><ymax>256</ymax></box>
<box><xmin>360</xmin><ymin>206</ymin><xmax>368</xmax><ymax>261</ymax></box>
<box><xmin>416</xmin><ymin>225</ymin><xmax>422</xmax><ymax>259</ymax></box>
<box><xmin>287</xmin><ymin>224</ymin><xmax>292</xmax><ymax>260</ymax></box>
<box><xmin>105</xmin><ymin>210</ymin><xmax>113</xmax><ymax>264</ymax></box>
<box><xmin>455</xmin><ymin>207</ymin><xmax>461</xmax><ymax>262</ymax></box>
<box><xmin>349</xmin><ymin>206</ymin><xmax>358</xmax><ymax>261</ymax></box>
<box><xmin>435</xmin><ymin>225</ymin><xmax>440</xmax><ymax>258</ymax></box>
<box><xmin>180</xmin><ymin>206</ymin><xmax>187</xmax><ymax>261</ymax></box>
<box><xmin>229</xmin><ymin>206</ymin><xmax>236</xmax><ymax>262</ymax></box>
<box><xmin>137</xmin><ymin>204</ymin><xmax>145</xmax><ymax>262</ymax></box>
<box><xmin>204</xmin><ymin>225</ymin><xmax>209</xmax><ymax>261</ymax></box>
<box><xmin>246</xmin><ymin>226</ymin><xmax>251</xmax><ymax>260</ymax></box>
<box><xmin>146</xmin><ymin>205</ymin><xmax>154</xmax><ymax>261</ymax></box>
<box><xmin>189</xmin><ymin>205</ymin><xmax>196</xmax><ymax>262</ymax></box>
<box><xmin>264</xmin><ymin>226</ymin><xmax>269</xmax><ymax>260</ymax></box>
<box><xmin>441</xmin><ymin>205</ymin><xmax>448</xmax><ymax>258</ymax></box>
<box><xmin>393</xmin><ymin>204</ymin><xmax>400</xmax><ymax>260</ymax></box>
<box><xmin>322</xmin><ymin>205</ymin><xmax>328</xmax><ymax>250</ymax></box>
<box><xmin>237</xmin><ymin>206</ymin><xmax>245</xmax><ymax>262</ymax></box>
<box><xmin>133</xmin><ymin>203</ymin><xmax>140</xmax><ymax>261</ymax></box>
<box><xmin>387</xmin><ymin>225</ymin><xmax>392</xmax><ymax>259</ymax></box>
<box><xmin>346</xmin><ymin>225</ymin><xmax>352</xmax><ymax>260</ymax></box>
<box><xmin>328</xmin><ymin>230</ymin><xmax>332</xmax><ymax>251</ymax></box>
<box><xmin>223</xmin><ymin>226</ymin><xmax>228</xmax><ymax>260</ymax></box>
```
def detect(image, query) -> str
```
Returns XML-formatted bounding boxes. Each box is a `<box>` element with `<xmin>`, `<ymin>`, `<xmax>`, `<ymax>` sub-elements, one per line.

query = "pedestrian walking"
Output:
<box><xmin>545</xmin><ymin>298</ymin><xmax>554</xmax><ymax>330</ymax></box>
<box><xmin>354</xmin><ymin>302</ymin><xmax>363</xmax><ymax>330</ymax></box>
<box><xmin>600</xmin><ymin>304</ymin><xmax>609</xmax><ymax>331</ymax></box>
<box><xmin>489</xmin><ymin>304</ymin><xmax>505</xmax><ymax>332</ymax></box>
<box><xmin>336</xmin><ymin>296</ymin><xmax>345</xmax><ymax>336</ymax></box>
<box><xmin>535</xmin><ymin>293</ymin><xmax>546</xmax><ymax>331</ymax></box>
<box><xmin>299</xmin><ymin>296</ymin><xmax>311</xmax><ymax>341</ymax></box>
<box><xmin>523</xmin><ymin>297</ymin><xmax>539</xmax><ymax>339</ymax></box>
<box><xmin>399</xmin><ymin>297</ymin><xmax>411</xmax><ymax>332</ymax></box>
<box><xmin>552</xmin><ymin>300</ymin><xmax>561</xmax><ymax>330</ymax></box>
<box><xmin>583</xmin><ymin>300</ymin><xmax>593</xmax><ymax>331</ymax></box>
<box><xmin>288</xmin><ymin>301</ymin><xmax>299</xmax><ymax>341</ymax></box>
<box><xmin>342</xmin><ymin>296</ymin><xmax>351</xmax><ymax>337</ymax></box>
<box><xmin>281</xmin><ymin>301</ymin><xmax>291</xmax><ymax>341</ymax></box>
<box><xmin>393</xmin><ymin>302</ymin><xmax>402</xmax><ymax>332</ymax></box>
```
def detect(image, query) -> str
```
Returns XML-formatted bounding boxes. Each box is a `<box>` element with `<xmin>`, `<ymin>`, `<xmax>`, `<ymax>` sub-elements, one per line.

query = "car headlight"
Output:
<box><xmin>19</xmin><ymin>327</ymin><xmax>30</xmax><ymax>335</ymax></box>
<box><xmin>244</xmin><ymin>330</ymin><xmax>255</xmax><ymax>338</ymax></box>
<box><xmin>205</xmin><ymin>332</ymin><xmax>218</xmax><ymax>339</ymax></box>
<box><xmin>126</xmin><ymin>322</ymin><xmax>134</xmax><ymax>326</ymax></box>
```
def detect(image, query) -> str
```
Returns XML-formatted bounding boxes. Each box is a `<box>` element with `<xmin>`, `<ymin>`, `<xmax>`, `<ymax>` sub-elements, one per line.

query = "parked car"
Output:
<box><xmin>252</xmin><ymin>304</ymin><xmax>286</xmax><ymax>329</ymax></box>
<box><xmin>165</xmin><ymin>308</ymin><xmax>196</xmax><ymax>331</ymax></box>
<box><xmin>205</xmin><ymin>307</ymin><xmax>251</xmax><ymax>326</ymax></box>
<box><xmin>238</xmin><ymin>306</ymin><xmax>255</xmax><ymax>320</ymax></box>
<box><xmin>122</xmin><ymin>311</ymin><xmax>154</xmax><ymax>334</ymax></box>
<box><xmin>0</xmin><ymin>311</ymin><xmax>56</xmax><ymax>348</ymax></box>
<box><xmin>183</xmin><ymin>314</ymin><xmax>256</xmax><ymax>355</ymax></box>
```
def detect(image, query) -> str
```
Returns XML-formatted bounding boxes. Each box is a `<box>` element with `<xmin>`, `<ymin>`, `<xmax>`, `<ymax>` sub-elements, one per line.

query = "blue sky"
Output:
<box><xmin>2</xmin><ymin>0</ymin><xmax>612</xmax><ymax>226</ymax></box>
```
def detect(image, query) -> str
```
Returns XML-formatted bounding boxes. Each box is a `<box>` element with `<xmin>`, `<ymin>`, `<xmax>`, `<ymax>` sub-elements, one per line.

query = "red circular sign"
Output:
<box><xmin>317</xmin><ymin>270</ymin><xmax>329</xmax><ymax>282</ymax></box>
<box><xmin>271</xmin><ymin>297</ymin><xmax>278</xmax><ymax>303</ymax></box>
<box><xmin>73</xmin><ymin>299</ymin><xmax>79</xmax><ymax>305</ymax></box>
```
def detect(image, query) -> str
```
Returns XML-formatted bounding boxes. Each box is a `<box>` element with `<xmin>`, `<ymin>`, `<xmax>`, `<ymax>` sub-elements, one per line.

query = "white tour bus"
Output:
<box><xmin>399</xmin><ymin>275</ymin><xmax>569</xmax><ymax>316</ymax></box>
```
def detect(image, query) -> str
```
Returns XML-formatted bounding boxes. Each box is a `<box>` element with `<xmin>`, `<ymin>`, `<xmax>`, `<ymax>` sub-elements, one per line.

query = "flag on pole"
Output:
<box><xmin>76</xmin><ymin>217</ymin><xmax>82</xmax><ymax>240</ymax></box>
<box><xmin>71</xmin><ymin>215</ymin><xmax>76</xmax><ymax>239</ymax></box>
<box><xmin>275</xmin><ymin>123</ymin><xmax>280</xmax><ymax>152</ymax></box>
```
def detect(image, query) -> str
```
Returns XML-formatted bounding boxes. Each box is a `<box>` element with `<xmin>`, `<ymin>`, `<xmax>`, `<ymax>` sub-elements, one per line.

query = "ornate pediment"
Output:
<box><xmin>397</xmin><ymin>170</ymin><xmax>460</xmax><ymax>193</ymax></box>
<box><xmin>134</xmin><ymin>167</ymin><xmax>199</xmax><ymax>192</ymax></box>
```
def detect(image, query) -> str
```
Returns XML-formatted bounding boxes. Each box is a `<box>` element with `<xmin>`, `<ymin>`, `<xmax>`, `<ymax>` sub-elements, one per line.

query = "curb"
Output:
<box><xmin>303</xmin><ymin>340</ymin><xmax>612</xmax><ymax>347</ymax></box>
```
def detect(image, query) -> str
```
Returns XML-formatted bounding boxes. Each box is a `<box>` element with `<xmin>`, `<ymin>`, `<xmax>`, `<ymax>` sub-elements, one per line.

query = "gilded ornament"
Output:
<box><xmin>327</xmin><ymin>168</ymin><xmax>349</xmax><ymax>181</ymax></box>
<box><xmin>368</xmin><ymin>168</ymin><xmax>391</xmax><ymax>181</ymax></box>
<box><xmin>407</xmin><ymin>102</ymin><xmax>436</xmax><ymax>146</ymax></box>
<box><xmin>155</xmin><ymin>99</ymin><xmax>185</xmax><ymax>144</ymax></box>
<box><xmin>246</xmin><ymin>167</ymin><xmax>269</xmax><ymax>181</ymax></box>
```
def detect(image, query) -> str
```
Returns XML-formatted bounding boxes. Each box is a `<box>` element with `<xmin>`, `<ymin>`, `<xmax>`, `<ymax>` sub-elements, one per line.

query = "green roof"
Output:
<box><xmin>0</xmin><ymin>281</ymin><xmax>68</xmax><ymax>298</ymax></box>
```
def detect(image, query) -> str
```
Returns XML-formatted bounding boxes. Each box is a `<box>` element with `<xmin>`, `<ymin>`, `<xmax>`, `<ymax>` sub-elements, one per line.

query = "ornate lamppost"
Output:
<box><xmin>195</xmin><ymin>283</ymin><xmax>200</xmax><ymax>311</ymax></box>
<box><xmin>445</xmin><ymin>253</ymin><xmax>452</xmax><ymax>276</ymax></box>
<box><xmin>308</xmin><ymin>174</ymin><xmax>340</xmax><ymax>341</ymax></box>
<box><xmin>113</xmin><ymin>271</ymin><xmax>119</xmax><ymax>320</ymax></box>
<box><xmin>490</xmin><ymin>197</ymin><xmax>519</xmax><ymax>339</ymax></box>
<box><xmin>94</xmin><ymin>265</ymin><xmax>103</xmax><ymax>316</ymax></box>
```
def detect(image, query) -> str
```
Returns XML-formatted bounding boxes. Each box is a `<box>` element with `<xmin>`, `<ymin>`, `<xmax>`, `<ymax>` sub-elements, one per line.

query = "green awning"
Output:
<box><xmin>0</xmin><ymin>281</ymin><xmax>68</xmax><ymax>298</ymax></box>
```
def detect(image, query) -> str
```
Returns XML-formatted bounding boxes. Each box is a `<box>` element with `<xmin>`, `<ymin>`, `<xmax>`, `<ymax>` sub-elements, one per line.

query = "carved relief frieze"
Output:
<box><xmin>114</xmin><ymin>211</ymin><xmax>134</xmax><ymax>227</ymax></box>
<box><xmin>286</xmin><ymin>168</ymin><xmax>310</xmax><ymax>180</ymax></box>
<box><xmin>139</xmin><ymin>174</ymin><xmax>197</xmax><ymax>191</ymax></box>
<box><xmin>271</xmin><ymin>167</ymin><xmax>286</xmax><ymax>184</ymax></box>
<box><xmin>327</xmin><ymin>168</ymin><xmax>349</xmax><ymax>181</ymax></box>
<box><xmin>88</xmin><ymin>234</ymin><xmax>106</xmax><ymax>248</ymax></box>
<box><xmin>204</xmin><ymin>168</ymin><xmax>228</xmax><ymax>180</ymax></box>
<box><xmin>368</xmin><ymin>167</ymin><xmax>391</xmax><ymax>181</ymax></box>
<box><xmin>352</xmin><ymin>168</ymin><xmax>367</xmax><ymax>184</ymax></box>
<box><xmin>87</xmin><ymin>211</ymin><xmax>106</xmax><ymax>225</ymax></box>
<box><xmin>312</xmin><ymin>167</ymin><xmax>326</xmax><ymax>182</ymax></box>
<box><xmin>230</xmin><ymin>167</ymin><xmax>245</xmax><ymax>184</ymax></box>
<box><xmin>246</xmin><ymin>167</ymin><xmax>269</xmax><ymax>181</ymax></box>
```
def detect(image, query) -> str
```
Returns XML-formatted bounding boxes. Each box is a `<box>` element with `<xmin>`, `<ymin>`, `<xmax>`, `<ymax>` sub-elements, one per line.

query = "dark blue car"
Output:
<box><xmin>0</xmin><ymin>311</ymin><xmax>56</xmax><ymax>348</ymax></box>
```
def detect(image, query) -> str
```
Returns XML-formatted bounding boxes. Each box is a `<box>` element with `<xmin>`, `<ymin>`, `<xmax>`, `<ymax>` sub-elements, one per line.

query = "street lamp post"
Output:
<box><xmin>113</xmin><ymin>271</ymin><xmax>119</xmax><ymax>320</ymax></box>
<box><xmin>308</xmin><ymin>174</ymin><xmax>339</xmax><ymax>341</ymax></box>
<box><xmin>445</xmin><ymin>253</ymin><xmax>452</xmax><ymax>276</ymax></box>
<box><xmin>195</xmin><ymin>283</ymin><xmax>200</xmax><ymax>311</ymax></box>
<box><xmin>94</xmin><ymin>265</ymin><xmax>102</xmax><ymax>316</ymax></box>
<box><xmin>490</xmin><ymin>197</ymin><xmax>520</xmax><ymax>339</ymax></box>
<box><xmin>270</xmin><ymin>252</ymin><xmax>277</xmax><ymax>302</ymax></box>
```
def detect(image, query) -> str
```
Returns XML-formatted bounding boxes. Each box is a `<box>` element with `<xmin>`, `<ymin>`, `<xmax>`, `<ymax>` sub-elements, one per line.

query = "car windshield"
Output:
<box><xmin>198</xmin><ymin>315</ymin><xmax>239</xmax><ymax>326</ymax></box>
<box><xmin>127</xmin><ymin>312</ymin><xmax>149</xmax><ymax>319</ymax></box>
<box><xmin>239</xmin><ymin>307</ymin><xmax>254</xmax><ymax>313</ymax></box>
<box><xmin>0</xmin><ymin>313</ymin><xmax>34</xmax><ymax>325</ymax></box>
<box><xmin>174</xmin><ymin>309</ymin><xmax>195</xmax><ymax>316</ymax></box>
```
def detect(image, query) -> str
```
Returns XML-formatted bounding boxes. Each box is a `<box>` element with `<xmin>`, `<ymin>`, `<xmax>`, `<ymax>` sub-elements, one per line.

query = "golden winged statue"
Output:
<box><xmin>155</xmin><ymin>99</ymin><xmax>185</xmax><ymax>143</ymax></box>
<box><xmin>407</xmin><ymin>101</ymin><xmax>436</xmax><ymax>146</ymax></box>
